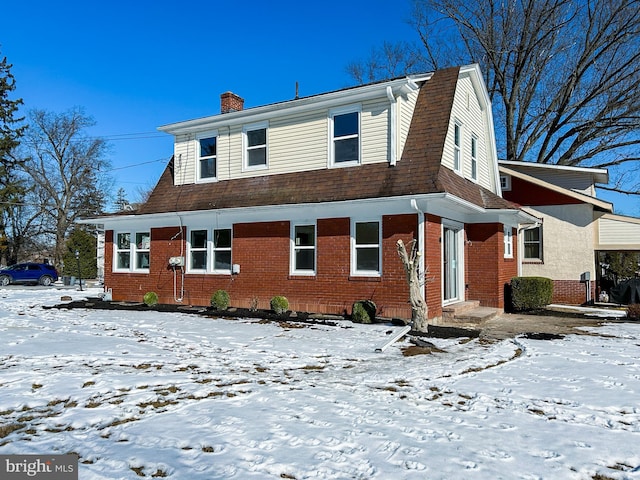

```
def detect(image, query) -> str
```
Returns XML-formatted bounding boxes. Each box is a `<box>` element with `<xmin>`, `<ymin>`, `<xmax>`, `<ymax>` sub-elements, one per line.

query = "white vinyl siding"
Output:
<box><xmin>445</xmin><ymin>74</ymin><xmax>493</xmax><ymax>191</ymax></box>
<box><xmin>398</xmin><ymin>90</ymin><xmax>419</xmax><ymax>159</ymax></box>
<box><xmin>598</xmin><ymin>215</ymin><xmax>640</xmax><ymax>247</ymax></box>
<box><xmin>361</xmin><ymin>98</ymin><xmax>390</xmax><ymax>165</ymax></box>
<box><xmin>172</xmin><ymin>99</ymin><xmax>393</xmax><ymax>185</ymax></box>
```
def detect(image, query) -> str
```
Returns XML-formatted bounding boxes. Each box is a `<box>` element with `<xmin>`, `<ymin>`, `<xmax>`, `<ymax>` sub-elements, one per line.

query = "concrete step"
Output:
<box><xmin>442</xmin><ymin>301</ymin><xmax>480</xmax><ymax>322</ymax></box>
<box><xmin>454</xmin><ymin>307</ymin><xmax>501</xmax><ymax>324</ymax></box>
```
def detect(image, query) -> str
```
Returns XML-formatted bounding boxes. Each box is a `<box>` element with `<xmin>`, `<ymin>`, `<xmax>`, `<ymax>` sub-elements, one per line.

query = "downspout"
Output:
<box><xmin>386</xmin><ymin>86</ymin><xmax>397</xmax><ymax>166</ymax></box>
<box><xmin>410</xmin><ymin>199</ymin><xmax>426</xmax><ymax>300</ymax></box>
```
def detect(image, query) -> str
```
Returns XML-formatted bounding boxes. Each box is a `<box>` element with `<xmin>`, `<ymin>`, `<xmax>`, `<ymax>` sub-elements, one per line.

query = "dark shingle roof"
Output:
<box><xmin>138</xmin><ymin>66</ymin><xmax>517</xmax><ymax>216</ymax></box>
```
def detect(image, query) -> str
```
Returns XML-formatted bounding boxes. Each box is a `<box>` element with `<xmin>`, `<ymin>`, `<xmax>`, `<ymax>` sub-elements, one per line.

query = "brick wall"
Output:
<box><xmin>552</xmin><ymin>280</ymin><xmax>593</xmax><ymax>305</ymax></box>
<box><xmin>465</xmin><ymin>223</ymin><xmax>516</xmax><ymax>309</ymax></box>
<box><xmin>103</xmin><ymin>215</ymin><xmax>419</xmax><ymax>320</ymax></box>
<box><xmin>425</xmin><ymin>214</ymin><xmax>443</xmax><ymax>319</ymax></box>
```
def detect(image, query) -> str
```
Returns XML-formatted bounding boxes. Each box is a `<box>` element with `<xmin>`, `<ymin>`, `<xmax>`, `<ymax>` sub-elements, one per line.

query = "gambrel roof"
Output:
<box><xmin>137</xmin><ymin>67</ymin><xmax>519</xmax><ymax>217</ymax></box>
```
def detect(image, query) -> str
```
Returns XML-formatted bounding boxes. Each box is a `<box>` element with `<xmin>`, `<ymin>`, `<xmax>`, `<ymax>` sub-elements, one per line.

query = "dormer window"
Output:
<box><xmin>243</xmin><ymin>122</ymin><xmax>268</xmax><ymax>170</ymax></box>
<box><xmin>330</xmin><ymin>105</ymin><xmax>360</xmax><ymax>166</ymax></box>
<box><xmin>197</xmin><ymin>134</ymin><xmax>217</xmax><ymax>181</ymax></box>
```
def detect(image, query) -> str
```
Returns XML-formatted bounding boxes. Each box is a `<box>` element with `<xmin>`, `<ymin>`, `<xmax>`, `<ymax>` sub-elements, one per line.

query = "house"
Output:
<box><xmin>499</xmin><ymin>161</ymin><xmax>640</xmax><ymax>304</ymax></box>
<box><xmin>86</xmin><ymin>64</ymin><xmax>537</xmax><ymax>324</ymax></box>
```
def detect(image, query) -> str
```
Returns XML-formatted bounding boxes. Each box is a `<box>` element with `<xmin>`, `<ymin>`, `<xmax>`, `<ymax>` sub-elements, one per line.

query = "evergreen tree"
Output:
<box><xmin>63</xmin><ymin>228</ymin><xmax>97</xmax><ymax>279</ymax></box>
<box><xmin>0</xmin><ymin>51</ymin><xmax>27</xmax><ymax>265</ymax></box>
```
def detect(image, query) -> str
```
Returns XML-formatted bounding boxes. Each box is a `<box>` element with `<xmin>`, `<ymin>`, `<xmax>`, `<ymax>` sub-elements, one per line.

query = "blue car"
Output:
<box><xmin>0</xmin><ymin>263</ymin><xmax>59</xmax><ymax>286</ymax></box>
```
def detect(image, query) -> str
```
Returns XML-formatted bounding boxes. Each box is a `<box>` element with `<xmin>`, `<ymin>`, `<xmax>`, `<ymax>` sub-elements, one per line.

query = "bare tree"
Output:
<box><xmin>349</xmin><ymin>0</ymin><xmax>640</xmax><ymax>197</ymax></box>
<box><xmin>397</xmin><ymin>239</ymin><xmax>428</xmax><ymax>331</ymax></box>
<box><xmin>19</xmin><ymin>108</ymin><xmax>111</xmax><ymax>268</ymax></box>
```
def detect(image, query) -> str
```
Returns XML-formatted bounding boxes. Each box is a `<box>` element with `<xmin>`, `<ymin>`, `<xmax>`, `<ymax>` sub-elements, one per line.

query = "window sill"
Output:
<box><xmin>288</xmin><ymin>273</ymin><xmax>316</xmax><ymax>280</ymax></box>
<box><xmin>523</xmin><ymin>260</ymin><xmax>544</xmax><ymax>265</ymax></box>
<box><xmin>349</xmin><ymin>275</ymin><xmax>381</xmax><ymax>282</ymax></box>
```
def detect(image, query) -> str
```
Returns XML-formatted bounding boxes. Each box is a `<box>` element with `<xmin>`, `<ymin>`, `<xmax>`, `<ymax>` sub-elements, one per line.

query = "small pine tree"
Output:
<box><xmin>114</xmin><ymin>187</ymin><xmax>129</xmax><ymax>211</ymax></box>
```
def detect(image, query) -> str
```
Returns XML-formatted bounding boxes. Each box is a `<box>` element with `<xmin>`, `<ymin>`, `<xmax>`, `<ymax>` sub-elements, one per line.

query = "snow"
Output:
<box><xmin>1</xmin><ymin>287</ymin><xmax>639</xmax><ymax>479</ymax></box>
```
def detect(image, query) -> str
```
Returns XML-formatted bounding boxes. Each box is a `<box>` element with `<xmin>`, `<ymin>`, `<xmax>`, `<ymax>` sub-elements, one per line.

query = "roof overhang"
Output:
<box><xmin>79</xmin><ymin>192</ymin><xmax>538</xmax><ymax>230</ymax></box>
<box><xmin>499</xmin><ymin>160</ymin><xmax>609</xmax><ymax>185</ymax></box>
<box><xmin>159</xmin><ymin>75</ymin><xmax>428</xmax><ymax>136</ymax></box>
<box><xmin>499</xmin><ymin>165</ymin><xmax>613</xmax><ymax>212</ymax></box>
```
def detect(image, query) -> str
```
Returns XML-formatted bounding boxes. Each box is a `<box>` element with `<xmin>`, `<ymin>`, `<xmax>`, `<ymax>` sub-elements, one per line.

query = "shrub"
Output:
<box><xmin>351</xmin><ymin>300</ymin><xmax>377</xmax><ymax>324</ymax></box>
<box><xmin>210</xmin><ymin>289</ymin><xmax>230</xmax><ymax>310</ymax></box>
<box><xmin>270</xmin><ymin>296</ymin><xmax>289</xmax><ymax>315</ymax></box>
<box><xmin>143</xmin><ymin>291</ymin><xmax>159</xmax><ymax>307</ymax></box>
<box><xmin>510</xmin><ymin>277</ymin><xmax>553</xmax><ymax>311</ymax></box>
<box><xmin>627</xmin><ymin>303</ymin><xmax>640</xmax><ymax>320</ymax></box>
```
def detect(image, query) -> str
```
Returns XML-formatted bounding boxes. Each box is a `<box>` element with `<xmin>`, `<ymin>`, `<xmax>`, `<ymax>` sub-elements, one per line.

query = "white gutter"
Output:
<box><xmin>386</xmin><ymin>86</ymin><xmax>397</xmax><ymax>166</ymax></box>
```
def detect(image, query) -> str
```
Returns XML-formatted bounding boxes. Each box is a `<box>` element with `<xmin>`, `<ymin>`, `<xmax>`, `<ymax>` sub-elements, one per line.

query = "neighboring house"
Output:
<box><xmin>499</xmin><ymin>161</ymin><xmax>640</xmax><ymax>304</ymax></box>
<box><xmin>84</xmin><ymin>65</ymin><xmax>536</xmax><ymax>322</ymax></box>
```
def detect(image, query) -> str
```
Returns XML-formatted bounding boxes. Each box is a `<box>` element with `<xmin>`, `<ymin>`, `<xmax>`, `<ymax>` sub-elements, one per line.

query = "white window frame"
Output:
<box><xmin>113</xmin><ymin>232</ymin><xmax>131</xmax><ymax>272</ymax></box>
<box><xmin>351</xmin><ymin>218</ymin><xmax>381</xmax><ymax>277</ymax></box>
<box><xmin>500</xmin><ymin>175</ymin><xmax>511</xmax><ymax>191</ymax></box>
<box><xmin>291</xmin><ymin>223</ymin><xmax>316</xmax><ymax>276</ymax></box>
<box><xmin>113</xmin><ymin>231</ymin><xmax>150</xmax><ymax>273</ymax></box>
<box><xmin>187</xmin><ymin>228</ymin><xmax>208</xmax><ymax>273</ymax></box>
<box><xmin>503</xmin><ymin>226</ymin><xmax>513</xmax><ymax>259</ymax></box>
<box><xmin>523</xmin><ymin>225</ymin><xmax>543</xmax><ymax>261</ymax></box>
<box><xmin>470</xmin><ymin>134</ymin><xmax>478</xmax><ymax>181</ymax></box>
<box><xmin>134</xmin><ymin>232</ymin><xmax>151</xmax><ymax>271</ymax></box>
<box><xmin>453</xmin><ymin>121</ymin><xmax>462</xmax><ymax>173</ymax></box>
<box><xmin>329</xmin><ymin>105</ymin><xmax>361</xmax><ymax>167</ymax></box>
<box><xmin>212</xmin><ymin>228</ymin><xmax>232</xmax><ymax>274</ymax></box>
<box><xmin>242</xmin><ymin>121</ymin><xmax>268</xmax><ymax>171</ymax></box>
<box><xmin>196</xmin><ymin>130</ymin><xmax>218</xmax><ymax>183</ymax></box>
<box><xmin>187</xmin><ymin>227</ymin><xmax>233</xmax><ymax>274</ymax></box>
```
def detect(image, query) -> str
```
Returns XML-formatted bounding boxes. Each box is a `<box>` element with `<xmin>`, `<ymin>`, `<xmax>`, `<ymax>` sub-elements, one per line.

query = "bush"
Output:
<box><xmin>210</xmin><ymin>289</ymin><xmax>230</xmax><ymax>310</ymax></box>
<box><xmin>627</xmin><ymin>303</ymin><xmax>640</xmax><ymax>320</ymax></box>
<box><xmin>143</xmin><ymin>291</ymin><xmax>159</xmax><ymax>307</ymax></box>
<box><xmin>510</xmin><ymin>277</ymin><xmax>553</xmax><ymax>311</ymax></box>
<box><xmin>351</xmin><ymin>300</ymin><xmax>377</xmax><ymax>324</ymax></box>
<box><xmin>270</xmin><ymin>296</ymin><xmax>289</xmax><ymax>315</ymax></box>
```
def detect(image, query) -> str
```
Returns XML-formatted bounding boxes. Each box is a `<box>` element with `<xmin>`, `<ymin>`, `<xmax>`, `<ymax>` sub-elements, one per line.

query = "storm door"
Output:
<box><xmin>443</xmin><ymin>225</ymin><xmax>462</xmax><ymax>303</ymax></box>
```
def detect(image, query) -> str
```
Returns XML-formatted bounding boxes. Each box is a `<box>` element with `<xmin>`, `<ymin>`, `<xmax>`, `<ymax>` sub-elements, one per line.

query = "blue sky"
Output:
<box><xmin>3</xmin><ymin>0</ymin><xmax>637</xmax><ymax>215</ymax></box>
<box><xmin>2</xmin><ymin>0</ymin><xmax>415</xmax><ymax>208</ymax></box>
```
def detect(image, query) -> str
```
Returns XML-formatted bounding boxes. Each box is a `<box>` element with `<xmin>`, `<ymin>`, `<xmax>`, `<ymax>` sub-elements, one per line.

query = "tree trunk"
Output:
<box><xmin>396</xmin><ymin>239</ymin><xmax>428</xmax><ymax>332</ymax></box>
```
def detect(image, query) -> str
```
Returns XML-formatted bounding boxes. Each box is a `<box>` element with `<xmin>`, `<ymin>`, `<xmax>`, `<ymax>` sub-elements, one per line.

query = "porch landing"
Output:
<box><xmin>434</xmin><ymin>300</ymin><xmax>502</xmax><ymax>326</ymax></box>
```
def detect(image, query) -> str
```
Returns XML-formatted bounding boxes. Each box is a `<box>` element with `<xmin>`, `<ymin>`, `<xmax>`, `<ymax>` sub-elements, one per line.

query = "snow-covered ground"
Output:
<box><xmin>0</xmin><ymin>287</ymin><xmax>639</xmax><ymax>480</ymax></box>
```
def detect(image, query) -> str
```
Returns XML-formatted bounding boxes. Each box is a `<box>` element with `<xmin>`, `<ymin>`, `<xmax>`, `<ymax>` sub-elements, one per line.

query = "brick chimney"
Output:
<box><xmin>220</xmin><ymin>92</ymin><xmax>244</xmax><ymax>114</ymax></box>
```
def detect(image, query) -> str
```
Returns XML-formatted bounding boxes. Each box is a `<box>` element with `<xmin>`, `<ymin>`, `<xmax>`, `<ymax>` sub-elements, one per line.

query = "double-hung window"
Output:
<box><xmin>189</xmin><ymin>230</ymin><xmax>208</xmax><ymax>271</ymax></box>
<box><xmin>352</xmin><ymin>220</ymin><xmax>381</xmax><ymax>275</ymax></box>
<box><xmin>244</xmin><ymin>122</ymin><xmax>268</xmax><ymax>170</ymax></box>
<box><xmin>115</xmin><ymin>233</ymin><xmax>131</xmax><ymax>270</ymax></box>
<box><xmin>454</xmin><ymin>121</ymin><xmax>462</xmax><ymax>172</ymax></box>
<box><xmin>292</xmin><ymin>224</ymin><xmax>316</xmax><ymax>275</ymax></box>
<box><xmin>197</xmin><ymin>133</ymin><xmax>217</xmax><ymax>181</ymax></box>
<box><xmin>523</xmin><ymin>226</ymin><xmax>542</xmax><ymax>261</ymax></box>
<box><xmin>213</xmin><ymin>228</ymin><xmax>232</xmax><ymax>272</ymax></box>
<box><xmin>330</xmin><ymin>106</ymin><xmax>360</xmax><ymax>166</ymax></box>
<box><xmin>188</xmin><ymin>228</ymin><xmax>233</xmax><ymax>273</ymax></box>
<box><xmin>114</xmin><ymin>231</ymin><xmax>150</xmax><ymax>272</ymax></box>
<box><xmin>503</xmin><ymin>226</ymin><xmax>513</xmax><ymax>259</ymax></box>
<box><xmin>135</xmin><ymin>232</ymin><xmax>150</xmax><ymax>270</ymax></box>
<box><xmin>471</xmin><ymin>135</ymin><xmax>478</xmax><ymax>181</ymax></box>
